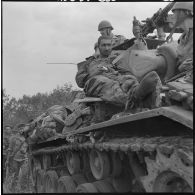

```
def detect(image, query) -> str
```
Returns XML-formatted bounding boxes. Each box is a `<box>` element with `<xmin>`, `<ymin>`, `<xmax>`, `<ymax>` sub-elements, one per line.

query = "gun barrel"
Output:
<box><xmin>47</xmin><ymin>63</ymin><xmax>77</xmax><ymax>65</ymax></box>
<box><xmin>141</xmin><ymin>2</ymin><xmax>176</xmax><ymax>37</ymax></box>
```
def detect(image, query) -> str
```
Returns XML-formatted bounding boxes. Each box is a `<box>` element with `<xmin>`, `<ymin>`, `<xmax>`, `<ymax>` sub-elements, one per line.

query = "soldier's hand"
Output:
<box><xmin>178</xmin><ymin>58</ymin><xmax>193</xmax><ymax>72</ymax></box>
<box><xmin>109</xmin><ymin>68</ymin><xmax>118</xmax><ymax>75</ymax></box>
<box><xmin>97</xmin><ymin>65</ymin><xmax>108</xmax><ymax>72</ymax></box>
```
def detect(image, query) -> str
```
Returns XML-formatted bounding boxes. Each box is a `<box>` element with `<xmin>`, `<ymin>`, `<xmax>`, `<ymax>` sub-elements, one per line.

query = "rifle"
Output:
<box><xmin>165</xmin><ymin>68</ymin><xmax>193</xmax><ymax>83</ymax></box>
<box><xmin>140</xmin><ymin>2</ymin><xmax>176</xmax><ymax>37</ymax></box>
<box><xmin>21</xmin><ymin>113</ymin><xmax>46</xmax><ymax>138</ymax></box>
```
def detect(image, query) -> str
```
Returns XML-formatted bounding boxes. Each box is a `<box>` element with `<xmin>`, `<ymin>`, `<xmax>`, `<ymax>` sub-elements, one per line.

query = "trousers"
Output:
<box><xmin>84</xmin><ymin>73</ymin><xmax>139</xmax><ymax>107</ymax></box>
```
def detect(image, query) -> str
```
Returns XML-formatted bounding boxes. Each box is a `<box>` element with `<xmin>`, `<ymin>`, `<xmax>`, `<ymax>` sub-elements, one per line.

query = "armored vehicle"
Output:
<box><xmin>23</xmin><ymin>2</ymin><xmax>193</xmax><ymax>193</ymax></box>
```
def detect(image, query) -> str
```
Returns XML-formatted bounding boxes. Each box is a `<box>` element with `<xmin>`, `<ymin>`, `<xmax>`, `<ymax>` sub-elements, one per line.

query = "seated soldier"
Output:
<box><xmin>76</xmin><ymin>35</ymin><xmax>162</xmax><ymax>111</ymax></box>
<box><xmin>171</xmin><ymin>2</ymin><xmax>193</xmax><ymax>82</ymax></box>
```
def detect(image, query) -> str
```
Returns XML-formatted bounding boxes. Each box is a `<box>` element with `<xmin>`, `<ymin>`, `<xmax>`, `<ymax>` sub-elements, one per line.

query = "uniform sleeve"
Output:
<box><xmin>8</xmin><ymin>136</ymin><xmax>15</xmax><ymax>154</ymax></box>
<box><xmin>75</xmin><ymin>60</ymin><xmax>90</xmax><ymax>88</ymax></box>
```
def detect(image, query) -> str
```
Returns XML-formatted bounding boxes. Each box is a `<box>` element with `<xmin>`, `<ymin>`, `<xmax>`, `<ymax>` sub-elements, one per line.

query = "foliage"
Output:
<box><xmin>3</xmin><ymin>83</ymin><xmax>81</xmax><ymax>129</ymax></box>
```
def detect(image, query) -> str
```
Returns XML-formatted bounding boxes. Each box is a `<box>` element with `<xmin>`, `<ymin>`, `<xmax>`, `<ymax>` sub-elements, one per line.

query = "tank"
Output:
<box><xmin>22</xmin><ymin>4</ymin><xmax>193</xmax><ymax>193</ymax></box>
<box><xmin>23</xmin><ymin>43</ymin><xmax>193</xmax><ymax>193</ymax></box>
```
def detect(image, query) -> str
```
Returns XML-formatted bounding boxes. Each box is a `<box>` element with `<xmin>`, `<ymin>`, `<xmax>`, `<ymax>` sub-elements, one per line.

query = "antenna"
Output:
<box><xmin>46</xmin><ymin>63</ymin><xmax>77</xmax><ymax>65</ymax></box>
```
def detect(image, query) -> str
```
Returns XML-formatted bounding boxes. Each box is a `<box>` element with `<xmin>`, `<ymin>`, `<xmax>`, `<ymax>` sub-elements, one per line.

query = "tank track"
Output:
<box><xmin>31</xmin><ymin>135</ymin><xmax>193</xmax><ymax>192</ymax></box>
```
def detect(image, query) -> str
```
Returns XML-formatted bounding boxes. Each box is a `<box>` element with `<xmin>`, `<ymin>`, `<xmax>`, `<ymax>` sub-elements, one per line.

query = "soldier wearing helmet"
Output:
<box><xmin>78</xmin><ymin>20</ymin><xmax>127</xmax><ymax>88</ymax></box>
<box><xmin>93</xmin><ymin>20</ymin><xmax>126</xmax><ymax>58</ymax></box>
<box><xmin>5</xmin><ymin>123</ymin><xmax>28</xmax><ymax>191</ymax></box>
<box><xmin>171</xmin><ymin>2</ymin><xmax>193</xmax><ymax>75</ymax></box>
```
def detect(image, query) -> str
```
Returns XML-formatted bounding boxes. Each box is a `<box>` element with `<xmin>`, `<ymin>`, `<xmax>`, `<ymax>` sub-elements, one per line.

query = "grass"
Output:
<box><xmin>3</xmin><ymin>166</ymin><xmax>34</xmax><ymax>193</ymax></box>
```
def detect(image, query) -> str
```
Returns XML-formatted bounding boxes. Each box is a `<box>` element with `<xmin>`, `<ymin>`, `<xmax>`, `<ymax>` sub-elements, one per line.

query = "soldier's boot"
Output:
<box><xmin>126</xmin><ymin>71</ymin><xmax>162</xmax><ymax>111</ymax></box>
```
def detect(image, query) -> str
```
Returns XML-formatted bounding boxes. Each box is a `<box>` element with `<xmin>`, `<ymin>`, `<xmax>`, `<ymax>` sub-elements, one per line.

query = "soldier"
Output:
<box><xmin>5</xmin><ymin>123</ymin><xmax>28</xmax><ymax>191</ymax></box>
<box><xmin>94</xmin><ymin>20</ymin><xmax>127</xmax><ymax>58</ymax></box>
<box><xmin>98</xmin><ymin>20</ymin><xmax>126</xmax><ymax>47</ymax></box>
<box><xmin>3</xmin><ymin>125</ymin><xmax>13</xmax><ymax>182</ymax></box>
<box><xmin>76</xmin><ymin>35</ymin><xmax>162</xmax><ymax>111</ymax></box>
<box><xmin>3</xmin><ymin>125</ymin><xmax>12</xmax><ymax>153</ymax></box>
<box><xmin>171</xmin><ymin>2</ymin><xmax>193</xmax><ymax>74</ymax></box>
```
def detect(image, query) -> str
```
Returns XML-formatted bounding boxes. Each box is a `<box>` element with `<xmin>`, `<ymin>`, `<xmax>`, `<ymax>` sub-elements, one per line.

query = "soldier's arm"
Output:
<box><xmin>6</xmin><ymin>136</ymin><xmax>15</xmax><ymax>163</ymax></box>
<box><xmin>178</xmin><ymin>58</ymin><xmax>193</xmax><ymax>72</ymax></box>
<box><xmin>75</xmin><ymin>59</ymin><xmax>92</xmax><ymax>88</ymax></box>
<box><xmin>8</xmin><ymin>136</ymin><xmax>15</xmax><ymax>154</ymax></box>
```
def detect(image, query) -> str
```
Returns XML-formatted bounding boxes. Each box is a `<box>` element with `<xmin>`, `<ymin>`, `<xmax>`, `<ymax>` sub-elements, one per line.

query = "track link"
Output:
<box><xmin>31</xmin><ymin>136</ymin><xmax>193</xmax><ymax>192</ymax></box>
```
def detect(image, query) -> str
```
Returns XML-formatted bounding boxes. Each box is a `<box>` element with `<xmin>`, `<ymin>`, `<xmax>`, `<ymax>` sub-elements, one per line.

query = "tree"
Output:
<box><xmin>3</xmin><ymin>89</ymin><xmax>19</xmax><ymax>126</ymax></box>
<box><xmin>3</xmin><ymin>83</ymin><xmax>81</xmax><ymax>128</ymax></box>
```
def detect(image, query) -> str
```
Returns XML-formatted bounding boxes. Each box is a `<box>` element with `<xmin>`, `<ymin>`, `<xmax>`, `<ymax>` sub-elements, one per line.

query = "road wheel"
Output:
<box><xmin>36</xmin><ymin>169</ymin><xmax>45</xmax><ymax>193</ymax></box>
<box><xmin>76</xmin><ymin>183</ymin><xmax>98</xmax><ymax>192</ymax></box>
<box><xmin>66</xmin><ymin>151</ymin><xmax>81</xmax><ymax>175</ymax></box>
<box><xmin>93</xmin><ymin>180</ymin><xmax>115</xmax><ymax>192</ymax></box>
<box><xmin>59</xmin><ymin>168</ymin><xmax>70</xmax><ymax>177</ymax></box>
<box><xmin>111</xmin><ymin>152</ymin><xmax>122</xmax><ymax>177</ymax></box>
<box><xmin>81</xmin><ymin>151</ymin><xmax>90</xmax><ymax>171</ymax></box>
<box><xmin>32</xmin><ymin>158</ymin><xmax>41</xmax><ymax>180</ymax></box>
<box><xmin>85</xmin><ymin>171</ymin><xmax>96</xmax><ymax>182</ymax></box>
<box><xmin>112</xmin><ymin>175</ymin><xmax>131</xmax><ymax>192</ymax></box>
<box><xmin>44</xmin><ymin>170</ymin><xmax>58</xmax><ymax>193</ymax></box>
<box><xmin>34</xmin><ymin>158</ymin><xmax>42</xmax><ymax>170</ymax></box>
<box><xmin>153</xmin><ymin>171</ymin><xmax>192</xmax><ymax>192</ymax></box>
<box><xmin>89</xmin><ymin>150</ymin><xmax>110</xmax><ymax>180</ymax></box>
<box><xmin>42</xmin><ymin>155</ymin><xmax>51</xmax><ymax>170</ymax></box>
<box><xmin>57</xmin><ymin>175</ymin><xmax>76</xmax><ymax>193</ymax></box>
<box><xmin>72</xmin><ymin>174</ymin><xmax>87</xmax><ymax>186</ymax></box>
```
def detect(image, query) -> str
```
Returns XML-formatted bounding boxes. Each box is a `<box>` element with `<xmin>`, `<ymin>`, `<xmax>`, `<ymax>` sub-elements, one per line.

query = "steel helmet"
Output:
<box><xmin>98</xmin><ymin>20</ymin><xmax>114</xmax><ymax>31</ymax></box>
<box><xmin>172</xmin><ymin>2</ymin><xmax>193</xmax><ymax>12</ymax></box>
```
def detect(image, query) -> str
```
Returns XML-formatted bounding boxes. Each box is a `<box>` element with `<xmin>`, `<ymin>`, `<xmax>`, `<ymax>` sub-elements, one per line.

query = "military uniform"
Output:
<box><xmin>18</xmin><ymin>159</ymin><xmax>30</xmax><ymax>191</ymax></box>
<box><xmin>170</xmin><ymin>2</ymin><xmax>193</xmax><ymax>74</ymax></box>
<box><xmin>76</xmin><ymin>54</ymin><xmax>139</xmax><ymax>107</ymax></box>
<box><xmin>3</xmin><ymin>131</ymin><xmax>11</xmax><ymax>156</ymax></box>
<box><xmin>176</xmin><ymin>28</ymin><xmax>193</xmax><ymax>71</ymax></box>
<box><xmin>7</xmin><ymin>133</ymin><xmax>27</xmax><ymax>190</ymax></box>
<box><xmin>3</xmin><ymin>129</ymin><xmax>12</xmax><ymax>182</ymax></box>
<box><xmin>75</xmin><ymin>57</ymin><xmax>95</xmax><ymax>88</ymax></box>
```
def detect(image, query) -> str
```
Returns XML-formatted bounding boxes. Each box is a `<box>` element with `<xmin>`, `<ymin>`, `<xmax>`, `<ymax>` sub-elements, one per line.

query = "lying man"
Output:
<box><xmin>76</xmin><ymin>36</ymin><xmax>162</xmax><ymax>111</ymax></box>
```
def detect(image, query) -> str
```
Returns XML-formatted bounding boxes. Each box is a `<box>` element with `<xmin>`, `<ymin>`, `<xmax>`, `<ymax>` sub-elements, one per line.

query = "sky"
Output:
<box><xmin>2</xmin><ymin>1</ymin><xmax>180</xmax><ymax>99</ymax></box>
